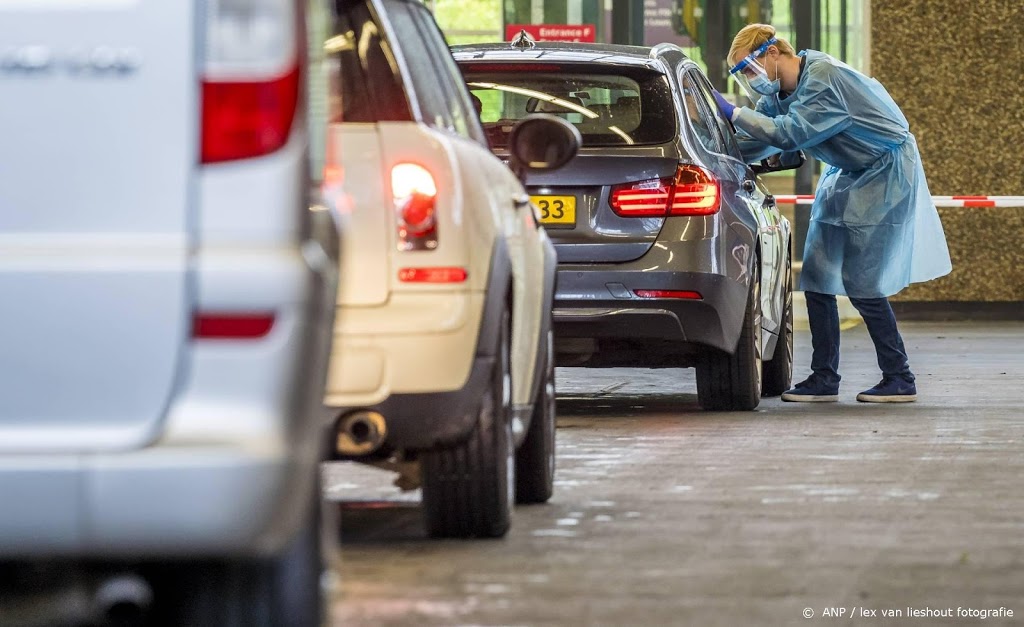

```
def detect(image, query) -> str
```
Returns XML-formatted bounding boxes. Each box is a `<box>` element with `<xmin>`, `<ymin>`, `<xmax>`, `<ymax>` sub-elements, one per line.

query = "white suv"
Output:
<box><xmin>0</xmin><ymin>1</ymin><xmax>338</xmax><ymax>624</ymax></box>
<box><xmin>323</xmin><ymin>0</ymin><xmax>578</xmax><ymax>538</ymax></box>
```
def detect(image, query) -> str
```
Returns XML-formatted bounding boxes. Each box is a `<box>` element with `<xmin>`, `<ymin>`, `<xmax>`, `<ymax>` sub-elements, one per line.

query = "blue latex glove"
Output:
<box><xmin>712</xmin><ymin>89</ymin><xmax>737</xmax><ymax>122</ymax></box>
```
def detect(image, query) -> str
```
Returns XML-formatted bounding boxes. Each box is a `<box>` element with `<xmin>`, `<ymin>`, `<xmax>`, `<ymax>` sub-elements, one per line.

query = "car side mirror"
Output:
<box><xmin>506</xmin><ymin>114</ymin><xmax>581</xmax><ymax>183</ymax></box>
<box><xmin>750</xmin><ymin>150</ymin><xmax>805</xmax><ymax>175</ymax></box>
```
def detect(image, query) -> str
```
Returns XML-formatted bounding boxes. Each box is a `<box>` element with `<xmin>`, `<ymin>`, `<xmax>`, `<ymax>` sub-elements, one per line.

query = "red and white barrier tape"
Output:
<box><xmin>773</xmin><ymin>194</ymin><xmax>1024</xmax><ymax>207</ymax></box>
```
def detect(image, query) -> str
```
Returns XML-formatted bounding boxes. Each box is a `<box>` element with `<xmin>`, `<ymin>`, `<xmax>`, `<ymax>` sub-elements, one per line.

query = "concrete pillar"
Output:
<box><xmin>611</xmin><ymin>0</ymin><xmax>644</xmax><ymax>44</ymax></box>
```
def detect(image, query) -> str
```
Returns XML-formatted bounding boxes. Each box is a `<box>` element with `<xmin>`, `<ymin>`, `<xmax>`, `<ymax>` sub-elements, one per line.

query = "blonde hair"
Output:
<box><xmin>728</xmin><ymin>23</ymin><xmax>796</xmax><ymax>66</ymax></box>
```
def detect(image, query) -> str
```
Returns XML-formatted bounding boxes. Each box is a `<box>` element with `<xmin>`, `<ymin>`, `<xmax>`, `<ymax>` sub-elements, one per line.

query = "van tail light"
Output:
<box><xmin>201</xmin><ymin>70</ymin><xmax>300</xmax><ymax>163</ymax></box>
<box><xmin>392</xmin><ymin>163</ymin><xmax>439</xmax><ymax>250</ymax></box>
<box><xmin>201</xmin><ymin>0</ymin><xmax>302</xmax><ymax>164</ymax></box>
<box><xmin>609</xmin><ymin>165</ymin><xmax>720</xmax><ymax>217</ymax></box>
<box><xmin>193</xmin><ymin>313</ymin><xmax>275</xmax><ymax>339</ymax></box>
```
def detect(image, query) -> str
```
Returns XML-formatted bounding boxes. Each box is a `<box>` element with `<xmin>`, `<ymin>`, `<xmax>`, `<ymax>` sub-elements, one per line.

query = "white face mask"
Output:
<box><xmin>749</xmin><ymin>55</ymin><xmax>780</xmax><ymax>96</ymax></box>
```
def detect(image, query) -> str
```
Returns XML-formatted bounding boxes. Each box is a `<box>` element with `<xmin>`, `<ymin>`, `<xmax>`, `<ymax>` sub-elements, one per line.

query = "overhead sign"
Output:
<box><xmin>644</xmin><ymin>0</ymin><xmax>695</xmax><ymax>47</ymax></box>
<box><xmin>505</xmin><ymin>24</ymin><xmax>597</xmax><ymax>43</ymax></box>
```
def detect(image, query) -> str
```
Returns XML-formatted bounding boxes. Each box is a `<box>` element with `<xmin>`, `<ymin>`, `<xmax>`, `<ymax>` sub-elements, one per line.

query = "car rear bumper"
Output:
<box><xmin>553</xmin><ymin>268</ymin><xmax>747</xmax><ymax>353</ymax></box>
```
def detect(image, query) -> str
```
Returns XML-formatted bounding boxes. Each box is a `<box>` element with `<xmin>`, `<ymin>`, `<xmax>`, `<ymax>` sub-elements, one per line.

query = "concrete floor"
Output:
<box><xmin>325</xmin><ymin>322</ymin><xmax>1024</xmax><ymax>626</ymax></box>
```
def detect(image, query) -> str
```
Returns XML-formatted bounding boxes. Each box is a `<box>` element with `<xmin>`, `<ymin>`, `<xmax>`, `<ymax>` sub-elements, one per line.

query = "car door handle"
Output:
<box><xmin>742</xmin><ymin>180</ymin><xmax>756</xmax><ymax>194</ymax></box>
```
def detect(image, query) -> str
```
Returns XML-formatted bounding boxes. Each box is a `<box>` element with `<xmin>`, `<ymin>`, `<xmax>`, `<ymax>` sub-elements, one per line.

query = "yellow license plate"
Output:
<box><xmin>531</xmin><ymin>195</ymin><xmax>576</xmax><ymax>226</ymax></box>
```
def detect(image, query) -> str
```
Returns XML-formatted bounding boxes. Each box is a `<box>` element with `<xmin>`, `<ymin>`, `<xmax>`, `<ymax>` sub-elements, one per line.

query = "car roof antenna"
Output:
<box><xmin>510</xmin><ymin>29</ymin><xmax>537</xmax><ymax>50</ymax></box>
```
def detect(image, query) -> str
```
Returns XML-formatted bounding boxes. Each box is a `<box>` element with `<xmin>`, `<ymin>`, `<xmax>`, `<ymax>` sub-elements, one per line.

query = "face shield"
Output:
<box><xmin>729</xmin><ymin>37</ymin><xmax>779</xmax><ymax>102</ymax></box>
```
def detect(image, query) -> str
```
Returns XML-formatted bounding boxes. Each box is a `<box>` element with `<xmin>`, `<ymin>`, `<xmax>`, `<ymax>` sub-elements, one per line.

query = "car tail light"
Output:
<box><xmin>398</xmin><ymin>267</ymin><xmax>467</xmax><ymax>283</ymax></box>
<box><xmin>201</xmin><ymin>0</ymin><xmax>301</xmax><ymax>163</ymax></box>
<box><xmin>633</xmin><ymin>290</ymin><xmax>702</xmax><ymax>299</ymax></box>
<box><xmin>392</xmin><ymin>163</ymin><xmax>439</xmax><ymax>250</ymax></box>
<box><xmin>670</xmin><ymin>164</ymin><xmax>720</xmax><ymax>215</ymax></box>
<box><xmin>609</xmin><ymin>165</ymin><xmax>720</xmax><ymax>217</ymax></box>
<box><xmin>193</xmin><ymin>313</ymin><xmax>275</xmax><ymax>338</ymax></box>
<box><xmin>609</xmin><ymin>179</ymin><xmax>672</xmax><ymax>217</ymax></box>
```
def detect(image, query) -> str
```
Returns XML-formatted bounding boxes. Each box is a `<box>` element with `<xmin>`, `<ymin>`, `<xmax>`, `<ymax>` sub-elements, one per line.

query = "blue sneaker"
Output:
<box><xmin>781</xmin><ymin>377</ymin><xmax>840</xmax><ymax>402</ymax></box>
<box><xmin>856</xmin><ymin>377</ymin><xmax>917</xmax><ymax>403</ymax></box>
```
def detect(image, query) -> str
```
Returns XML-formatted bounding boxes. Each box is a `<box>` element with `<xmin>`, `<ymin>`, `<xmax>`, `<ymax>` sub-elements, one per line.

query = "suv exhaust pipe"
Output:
<box><xmin>336</xmin><ymin>410</ymin><xmax>387</xmax><ymax>455</ymax></box>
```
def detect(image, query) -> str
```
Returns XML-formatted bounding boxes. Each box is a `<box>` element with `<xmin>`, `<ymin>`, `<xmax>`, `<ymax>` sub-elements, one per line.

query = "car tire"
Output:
<box><xmin>166</xmin><ymin>479</ymin><xmax>324</xmax><ymax>627</ymax></box>
<box><xmin>762</xmin><ymin>250</ymin><xmax>794</xmax><ymax>397</ymax></box>
<box><xmin>421</xmin><ymin>309</ymin><xmax>515</xmax><ymax>538</ymax></box>
<box><xmin>515</xmin><ymin>325</ymin><xmax>556</xmax><ymax>504</ymax></box>
<box><xmin>696</xmin><ymin>269</ymin><xmax>763</xmax><ymax>411</ymax></box>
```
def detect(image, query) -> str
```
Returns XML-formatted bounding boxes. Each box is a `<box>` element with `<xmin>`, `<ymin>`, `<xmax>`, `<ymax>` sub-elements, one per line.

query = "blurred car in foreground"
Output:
<box><xmin>454</xmin><ymin>40</ymin><xmax>795</xmax><ymax>411</ymax></box>
<box><xmin>0</xmin><ymin>1</ymin><xmax>338</xmax><ymax>624</ymax></box>
<box><xmin>322</xmin><ymin>0</ymin><xmax>578</xmax><ymax>538</ymax></box>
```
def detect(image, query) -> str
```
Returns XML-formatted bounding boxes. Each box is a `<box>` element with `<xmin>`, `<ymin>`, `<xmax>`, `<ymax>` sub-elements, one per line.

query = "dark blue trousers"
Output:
<box><xmin>805</xmin><ymin>291</ymin><xmax>914</xmax><ymax>387</ymax></box>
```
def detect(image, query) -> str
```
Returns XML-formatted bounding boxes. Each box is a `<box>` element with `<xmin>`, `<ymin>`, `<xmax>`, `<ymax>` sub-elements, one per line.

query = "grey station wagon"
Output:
<box><xmin>453</xmin><ymin>40</ymin><xmax>796</xmax><ymax>411</ymax></box>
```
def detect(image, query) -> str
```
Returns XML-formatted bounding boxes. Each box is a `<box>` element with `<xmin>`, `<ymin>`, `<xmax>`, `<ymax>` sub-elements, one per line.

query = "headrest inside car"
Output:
<box><xmin>526</xmin><ymin>96</ymin><xmax>585</xmax><ymax>114</ymax></box>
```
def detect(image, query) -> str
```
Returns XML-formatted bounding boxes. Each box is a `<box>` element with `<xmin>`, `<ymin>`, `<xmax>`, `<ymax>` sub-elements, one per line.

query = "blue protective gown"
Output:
<box><xmin>733</xmin><ymin>50</ymin><xmax>952</xmax><ymax>298</ymax></box>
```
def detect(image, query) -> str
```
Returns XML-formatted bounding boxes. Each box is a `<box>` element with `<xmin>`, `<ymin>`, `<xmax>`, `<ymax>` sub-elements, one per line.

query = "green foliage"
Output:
<box><xmin>433</xmin><ymin>0</ymin><xmax>502</xmax><ymax>37</ymax></box>
<box><xmin>448</xmin><ymin>33</ymin><xmax>503</xmax><ymax>45</ymax></box>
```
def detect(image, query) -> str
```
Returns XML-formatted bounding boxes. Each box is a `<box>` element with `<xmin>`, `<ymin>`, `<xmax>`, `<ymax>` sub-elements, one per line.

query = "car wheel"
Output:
<box><xmin>515</xmin><ymin>325</ymin><xmax>556</xmax><ymax>504</ymax></box>
<box><xmin>421</xmin><ymin>309</ymin><xmax>514</xmax><ymax>538</ymax></box>
<box><xmin>762</xmin><ymin>250</ymin><xmax>794</xmax><ymax>397</ymax></box>
<box><xmin>696</xmin><ymin>268</ymin><xmax>763</xmax><ymax>411</ymax></box>
<box><xmin>166</xmin><ymin>479</ymin><xmax>324</xmax><ymax>627</ymax></box>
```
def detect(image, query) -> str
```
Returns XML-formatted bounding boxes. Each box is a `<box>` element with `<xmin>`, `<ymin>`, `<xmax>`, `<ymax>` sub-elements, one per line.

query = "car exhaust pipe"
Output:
<box><xmin>336</xmin><ymin>410</ymin><xmax>387</xmax><ymax>455</ymax></box>
<box><xmin>93</xmin><ymin>573</ymin><xmax>152</xmax><ymax>625</ymax></box>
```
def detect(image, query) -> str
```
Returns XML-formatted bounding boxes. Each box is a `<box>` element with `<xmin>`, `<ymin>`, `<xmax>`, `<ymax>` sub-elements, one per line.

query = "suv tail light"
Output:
<box><xmin>398</xmin><ymin>267</ymin><xmax>467</xmax><ymax>283</ymax></box>
<box><xmin>392</xmin><ymin>163</ymin><xmax>438</xmax><ymax>250</ymax></box>
<box><xmin>610</xmin><ymin>164</ymin><xmax>720</xmax><ymax>217</ymax></box>
<box><xmin>201</xmin><ymin>0</ymin><xmax>302</xmax><ymax>164</ymax></box>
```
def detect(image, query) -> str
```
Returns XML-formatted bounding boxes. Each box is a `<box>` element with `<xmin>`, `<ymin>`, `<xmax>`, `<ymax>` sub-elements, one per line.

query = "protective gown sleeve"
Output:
<box><xmin>735</xmin><ymin>130</ymin><xmax>781</xmax><ymax>163</ymax></box>
<box><xmin>733</xmin><ymin>97</ymin><xmax>782</xmax><ymax>163</ymax></box>
<box><xmin>732</xmin><ymin>65</ymin><xmax>853</xmax><ymax>152</ymax></box>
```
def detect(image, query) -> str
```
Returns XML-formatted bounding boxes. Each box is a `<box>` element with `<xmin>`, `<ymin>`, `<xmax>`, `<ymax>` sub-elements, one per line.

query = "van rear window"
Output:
<box><xmin>462</xmin><ymin>67</ymin><xmax>676</xmax><ymax>147</ymax></box>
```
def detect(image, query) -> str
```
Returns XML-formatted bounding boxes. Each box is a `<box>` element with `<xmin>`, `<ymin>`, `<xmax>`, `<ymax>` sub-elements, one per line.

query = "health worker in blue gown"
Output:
<box><xmin>712</xmin><ymin>24</ymin><xmax>952</xmax><ymax>404</ymax></box>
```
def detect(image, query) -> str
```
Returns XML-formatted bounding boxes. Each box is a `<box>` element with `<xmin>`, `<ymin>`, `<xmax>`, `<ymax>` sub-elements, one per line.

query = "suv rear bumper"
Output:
<box><xmin>325</xmin><ymin>242</ymin><xmax>513</xmax><ymax>452</ymax></box>
<box><xmin>553</xmin><ymin>268</ymin><xmax>747</xmax><ymax>354</ymax></box>
<box><xmin>324</xmin><ymin>290</ymin><xmax>490</xmax><ymax>451</ymax></box>
<box><xmin>324</xmin><ymin>291</ymin><xmax>486</xmax><ymax>408</ymax></box>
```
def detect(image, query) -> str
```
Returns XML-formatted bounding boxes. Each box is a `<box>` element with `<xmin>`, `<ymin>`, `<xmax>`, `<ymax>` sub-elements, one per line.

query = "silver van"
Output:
<box><xmin>0</xmin><ymin>1</ymin><xmax>338</xmax><ymax>624</ymax></box>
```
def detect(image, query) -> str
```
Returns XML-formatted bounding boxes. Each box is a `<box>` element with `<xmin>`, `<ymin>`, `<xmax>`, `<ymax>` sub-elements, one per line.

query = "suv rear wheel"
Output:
<box><xmin>696</xmin><ymin>270</ymin><xmax>763</xmax><ymax>411</ymax></box>
<box><xmin>421</xmin><ymin>309</ymin><xmax>514</xmax><ymax>538</ymax></box>
<box><xmin>515</xmin><ymin>325</ymin><xmax>556</xmax><ymax>504</ymax></box>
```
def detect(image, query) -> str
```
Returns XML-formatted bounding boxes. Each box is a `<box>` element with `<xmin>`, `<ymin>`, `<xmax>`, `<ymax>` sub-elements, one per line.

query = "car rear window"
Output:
<box><xmin>461</xmin><ymin>67</ymin><xmax>676</xmax><ymax>147</ymax></box>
